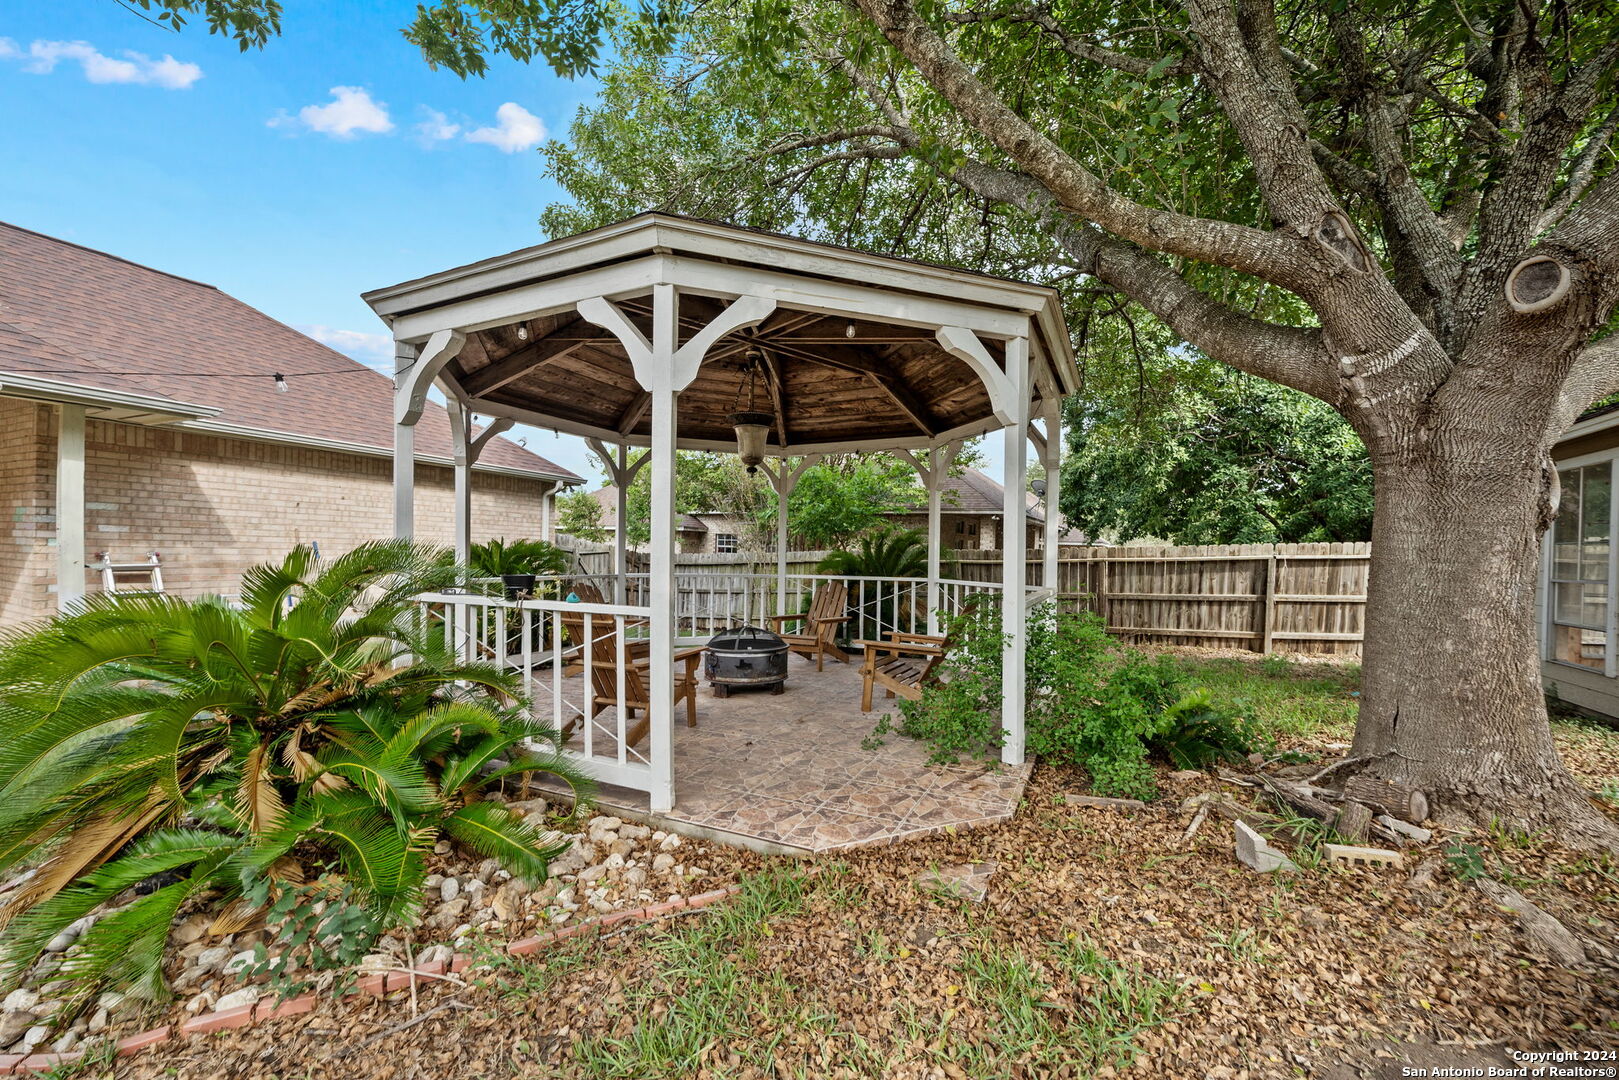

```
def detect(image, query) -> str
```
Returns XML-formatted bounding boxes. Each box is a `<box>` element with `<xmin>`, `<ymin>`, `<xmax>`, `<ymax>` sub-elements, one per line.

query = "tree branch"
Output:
<box><xmin>847</xmin><ymin>0</ymin><xmax>1315</xmax><ymax>291</ymax></box>
<box><xmin>949</xmin><ymin>159</ymin><xmax>1341</xmax><ymax>402</ymax></box>
<box><xmin>1551</xmin><ymin>336</ymin><xmax>1619</xmax><ymax>438</ymax></box>
<box><xmin>1181</xmin><ymin>0</ymin><xmax>1339</xmax><ymax>234</ymax></box>
<box><xmin>1537</xmin><ymin>103</ymin><xmax>1619</xmax><ymax>235</ymax></box>
<box><xmin>1327</xmin><ymin>5</ymin><xmax>1464</xmax><ymax>340</ymax></box>
<box><xmin>942</xmin><ymin>5</ymin><xmax>1197</xmax><ymax>77</ymax></box>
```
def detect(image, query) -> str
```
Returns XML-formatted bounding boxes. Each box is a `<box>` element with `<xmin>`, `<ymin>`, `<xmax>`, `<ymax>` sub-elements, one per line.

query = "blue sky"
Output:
<box><xmin>0</xmin><ymin>4</ymin><xmax>1006</xmax><ymax>486</ymax></box>
<box><xmin>0</xmin><ymin>2</ymin><xmax>604</xmax><ymax>478</ymax></box>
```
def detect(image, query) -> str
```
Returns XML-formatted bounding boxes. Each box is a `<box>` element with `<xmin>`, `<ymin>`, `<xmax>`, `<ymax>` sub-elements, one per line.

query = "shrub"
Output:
<box><xmin>865</xmin><ymin>598</ymin><xmax>1005</xmax><ymax>764</ymax></box>
<box><xmin>872</xmin><ymin>602</ymin><xmax>1261</xmax><ymax>799</ymax></box>
<box><xmin>469</xmin><ymin>537</ymin><xmax>571</xmax><ymax>579</ymax></box>
<box><xmin>0</xmin><ymin>540</ymin><xmax>593</xmax><ymax>1011</ymax></box>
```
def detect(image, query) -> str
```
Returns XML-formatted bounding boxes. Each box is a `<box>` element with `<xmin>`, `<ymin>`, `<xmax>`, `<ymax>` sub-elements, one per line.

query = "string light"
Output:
<box><xmin>517</xmin><ymin>325</ymin><xmax>529</xmax><ymax>340</ymax></box>
<box><xmin>273</xmin><ymin>373</ymin><xmax>289</xmax><ymax>393</ymax></box>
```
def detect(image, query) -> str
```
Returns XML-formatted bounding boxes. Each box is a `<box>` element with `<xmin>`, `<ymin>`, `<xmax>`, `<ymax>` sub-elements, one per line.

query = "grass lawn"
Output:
<box><xmin>123</xmin><ymin>648</ymin><xmax>1619</xmax><ymax>1080</ymax></box>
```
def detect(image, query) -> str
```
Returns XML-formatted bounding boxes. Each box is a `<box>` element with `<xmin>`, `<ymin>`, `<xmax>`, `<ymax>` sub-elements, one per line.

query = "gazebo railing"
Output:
<box><xmin>413</xmin><ymin>590</ymin><xmax>657</xmax><ymax>794</ymax></box>
<box><xmin>573</xmin><ymin>571</ymin><xmax>1004</xmax><ymax>640</ymax></box>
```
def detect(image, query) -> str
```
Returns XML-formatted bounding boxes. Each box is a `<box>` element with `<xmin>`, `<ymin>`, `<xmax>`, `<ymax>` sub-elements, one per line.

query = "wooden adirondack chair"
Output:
<box><xmin>855</xmin><ymin>630</ymin><xmax>955</xmax><ymax>712</ymax></box>
<box><xmin>580</xmin><ymin>628</ymin><xmax>702</xmax><ymax>748</ymax></box>
<box><xmin>558</xmin><ymin>580</ymin><xmax>650</xmax><ymax>677</ymax></box>
<box><xmin>766</xmin><ymin>581</ymin><xmax>851</xmax><ymax>671</ymax></box>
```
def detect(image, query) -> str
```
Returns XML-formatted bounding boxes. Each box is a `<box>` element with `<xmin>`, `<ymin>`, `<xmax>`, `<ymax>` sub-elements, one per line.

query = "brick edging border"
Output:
<box><xmin>0</xmin><ymin>887</ymin><xmax>741</xmax><ymax>1076</ymax></box>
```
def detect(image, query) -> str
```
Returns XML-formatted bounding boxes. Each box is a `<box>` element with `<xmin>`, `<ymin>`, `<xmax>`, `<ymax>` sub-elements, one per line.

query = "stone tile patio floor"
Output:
<box><xmin>529</xmin><ymin>654</ymin><xmax>1031</xmax><ymax>854</ymax></box>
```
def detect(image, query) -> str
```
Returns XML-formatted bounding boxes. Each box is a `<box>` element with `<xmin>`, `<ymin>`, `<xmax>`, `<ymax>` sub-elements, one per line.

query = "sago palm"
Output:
<box><xmin>816</xmin><ymin>527</ymin><xmax>931</xmax><ymax>579</ymax></box>
<box><xmin>0</xmin><ymin>540</ymin><xmax>592</xmax><ymax>1011</ymax></box>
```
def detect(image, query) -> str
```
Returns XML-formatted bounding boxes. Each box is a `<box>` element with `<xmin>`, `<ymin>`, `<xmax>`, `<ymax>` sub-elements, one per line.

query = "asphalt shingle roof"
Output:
<box><xmin>0</xmin><ymin>221</ymin><xmax>578</xmax><ymax>481</ymax></box>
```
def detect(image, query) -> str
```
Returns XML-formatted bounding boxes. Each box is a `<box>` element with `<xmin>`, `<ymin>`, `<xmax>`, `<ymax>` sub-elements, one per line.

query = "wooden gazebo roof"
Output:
<box><xmin>365</xmin><ymin>214</ymin><xmax>1077</xmax><ymax>456</ymax></box>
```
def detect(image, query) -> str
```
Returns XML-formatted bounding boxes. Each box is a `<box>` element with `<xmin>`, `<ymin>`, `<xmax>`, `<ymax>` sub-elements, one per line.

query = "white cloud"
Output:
<box><xmin>297</xmin><ymin>325</ymin><xmax>394</xmax><ymax>371</ymax></box>
<box><xmin>0</xmin><ymin>38</ymin><xmax>202</xmax><ymax>88</ymax></box>
<box><xmin>464</xmin><ymin>102</ymin><xmax>545</xmax><ymax>153</ymax></box>
<box><xmin>271</xmin><ymin>86</ymin><xmax>392</xmax><ymax>139</ymax></box>
<box><xmin>415</xmin><ymin>107</ymin><xmax>460</xmax><ymax>144</ymax></box>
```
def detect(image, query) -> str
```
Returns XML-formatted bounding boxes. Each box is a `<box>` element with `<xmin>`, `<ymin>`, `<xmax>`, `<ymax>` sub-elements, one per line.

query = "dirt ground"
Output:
<box><xmin>94</xmin><ymin>651</ymin><xmax>1619</xmax><ymax>1079</ymax></box>
<box><xmin>103</xmin><ymin>762</ymin><xmax>1617</xmax><ymax>1080</ymax></box>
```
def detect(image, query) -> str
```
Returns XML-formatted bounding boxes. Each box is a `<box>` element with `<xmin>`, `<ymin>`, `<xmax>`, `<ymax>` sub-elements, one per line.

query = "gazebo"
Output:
<box><xmin>365</xmin><ymin>214</ymin><xmax>1076</xmax><ymax>820</ymax></box>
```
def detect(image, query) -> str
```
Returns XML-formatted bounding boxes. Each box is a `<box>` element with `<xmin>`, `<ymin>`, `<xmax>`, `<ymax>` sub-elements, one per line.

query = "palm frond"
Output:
<box><xmin>441</xmin><ymin>801</ymin><xmax>568</xmax><ymax>883</ymax></box>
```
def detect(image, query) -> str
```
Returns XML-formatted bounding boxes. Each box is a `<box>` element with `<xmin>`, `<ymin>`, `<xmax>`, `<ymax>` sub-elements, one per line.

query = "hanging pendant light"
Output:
<box><xmin>728</xmin><ymin>348</ymin><xmax>774</xmax><ymax>474</ymax></box>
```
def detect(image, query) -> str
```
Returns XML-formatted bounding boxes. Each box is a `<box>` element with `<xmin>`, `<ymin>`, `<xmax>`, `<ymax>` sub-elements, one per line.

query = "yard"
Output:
<box><xmin>101</xmin><ymin>649</ymin><xmax>1619</xmax><ymax>1080</ymax></box>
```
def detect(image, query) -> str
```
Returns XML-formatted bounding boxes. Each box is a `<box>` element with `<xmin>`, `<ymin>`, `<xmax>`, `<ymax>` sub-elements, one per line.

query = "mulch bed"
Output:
<box><xmin>108</xmin><ymin>755</ymin><xmax>1619</xmax><ymax>1080</ymax></box>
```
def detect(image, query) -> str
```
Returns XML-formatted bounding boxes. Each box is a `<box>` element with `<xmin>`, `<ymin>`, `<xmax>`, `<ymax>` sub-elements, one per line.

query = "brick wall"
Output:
<box><xmin>0</xmin><ymin>400</ymin><xmax>55</xmax><ymax>625</ymax></box>
<box><xmin>0</xmin><ymin>398</ymin><xmax>554</xmax><ymax>625</ymax></box>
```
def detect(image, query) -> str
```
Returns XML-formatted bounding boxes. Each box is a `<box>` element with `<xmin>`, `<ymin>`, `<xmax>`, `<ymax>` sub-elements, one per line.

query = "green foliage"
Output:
<box><xmin>1444</xmin><ymin>842</ymin><xmax>1488</xmax><ymax>882</ymax></box>
<box><xmin>770</xmin><ymin>457</ymin><xmax>925</xmax><ymax>549</ymax></box>
<box><xmin>1062</xmin><ymin>375</ymin><xmax>1373</xmax><ymax>545</ymax></box>
<box><xmin>609</xmin><ymin>450</ymin><xmax>923</xmax><ymax>550</ymax></box>
<box><xmin>1023</xmin><ymin>612</ymin><xmax>1186</xmax><ymax>800</ymax></box>
<box><xmin>0</xmin><ymin>541</ymin><xmax>593</xmax><ymax>1008</ymax></box>
<box><xmin>816</xmin><ymin>526</ymin><xmax>929</xmax><ymax>579</ymax></box>
<box><xmin>114</xmin><ymin>0</ymin><xmax>282</xmax><ymax>52</ymax></box>
<box><xmin>1154</xmin><ymin>688</ymin><xmax>1270</xmax><ymax>771</ymax></box>
<box><xmin>469</xmin><ymin>537</ymin><xmax>571</xmax><ymax>578</ymax></box>
<box><xmin>554</xmin><ymin>489</ymin><xmax>610</xmax><ymax>544</ymax></box>
<box><xmin>865</xmin><ymin>598</ymin><xmax>1006</xmax><ymax>764</ymax></box>
<box><xmin>240</xmin><ymin>880</ymin><xmax>383</xmax><ymax>1000</ymax></box>
<box><xmin>874</xmin><ymin>603</ymin><xmax>1259</xmax><ymax>798</ymax></box>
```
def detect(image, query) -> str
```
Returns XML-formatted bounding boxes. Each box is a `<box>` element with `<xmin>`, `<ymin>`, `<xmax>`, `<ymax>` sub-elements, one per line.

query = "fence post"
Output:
<box><xmin>1261</xmin><ymin>553</ymin><xmax>1278</xmax><ymax>654</ymax></box>
<box><xmin>1097</xmin><ymin>554</ymin><xmax>1110</xmax><ymax>630</ymax></box>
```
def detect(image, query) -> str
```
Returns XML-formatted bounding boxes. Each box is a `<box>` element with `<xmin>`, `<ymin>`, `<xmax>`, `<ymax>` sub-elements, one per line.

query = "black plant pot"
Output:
<box><xmin>501</xmin><ymin>573</ymin><xmax>537</xmax><ymax>601</ymax></box>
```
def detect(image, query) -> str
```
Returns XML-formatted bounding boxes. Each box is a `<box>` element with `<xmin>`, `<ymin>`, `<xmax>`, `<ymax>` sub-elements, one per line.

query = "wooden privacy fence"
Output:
<box><xmin>952</xmin><ymin>542</ymin><xmax>1370</xmax><ymax>655</ymax></box>
<box><xmin>553</xmin><ymin>538</ymin><xmax>1371</xmax><ymax>656</ymax></box>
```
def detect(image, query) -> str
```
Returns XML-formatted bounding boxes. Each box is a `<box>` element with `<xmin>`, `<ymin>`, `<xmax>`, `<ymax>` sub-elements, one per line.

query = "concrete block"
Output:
<box><xmin>1323</xmin><ymin>843</ymin><xmax>1403</xmax><ymax>869</ymax></box>
<box><xmin>1234</xmin><ymin>820</ymin><xmax>1298</xmax><ymax>873</ymax></box>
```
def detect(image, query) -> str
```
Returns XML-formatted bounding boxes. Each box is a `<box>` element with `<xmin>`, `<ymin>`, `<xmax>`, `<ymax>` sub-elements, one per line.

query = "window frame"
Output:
<box><xmin>714</xmin><ymin>533</ymin><xmax>739</xmax><ymax>554</ymax></box>
<box><xmin>1543</xmin><ymin>451</ymin><xmax>1619</xmax><ymax>677</ymax></box>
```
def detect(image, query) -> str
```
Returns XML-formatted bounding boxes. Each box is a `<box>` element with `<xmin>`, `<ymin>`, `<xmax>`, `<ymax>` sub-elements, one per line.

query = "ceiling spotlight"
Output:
<box><xmin>273</xmin><ymin>373</ymin><xmax>289</xmax><ymax>394</ymax></box>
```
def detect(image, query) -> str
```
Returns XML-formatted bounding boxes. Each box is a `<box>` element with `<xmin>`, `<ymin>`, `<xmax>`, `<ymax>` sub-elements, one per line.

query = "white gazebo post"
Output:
<box><xmin>1027</xmin><ymin>393</ymin><xmax>1062</xmax><ymax>594</ymax></box>
<box><xmin>1000</xmin><ymin>336</ymin><xmax>1032</xmax><ymax>765</ymax></box>
<box><xmin>446</xmin><ymin>407</ymin><xmax>514</xmax><ymax>566</ymax></box>
<box><xmin>587</xmin><ymin>437</ymin><xmax>649</xmax><ymax>604</ymax></box>
<box><xmin>393</xmin><ymin>329</ymin><xmax>466</xmax><ymax>539</ymax></box>
<box><xmin>580</xmin><ymin>286</ymin><xmax>776</xmax><ymax>811</ymax></box>
<box><xmin>56</xmin><ymin>403</ymin><xmax>86</xmax><ymax>612</ymax></box>
<box><xmin>763</xmin><ymin>455</ymin><xmax>820</xmax><ymax>617</ymax></box>
<box><xmin>446</xmin><ymin>398</ymin><xmax>473</xmax><ymax>568</ymax></box>
<box><xmin>896</xmin><ymin>441</ymin><xmax>961</xmax><ymax>635</ymax></box>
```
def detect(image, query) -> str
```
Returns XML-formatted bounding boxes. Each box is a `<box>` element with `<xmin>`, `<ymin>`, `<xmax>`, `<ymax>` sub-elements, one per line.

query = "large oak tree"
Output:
<box><xmin>150</xmin><ymin>0</ymin><xmax>1619</xmax><ymax>843</ymax></box>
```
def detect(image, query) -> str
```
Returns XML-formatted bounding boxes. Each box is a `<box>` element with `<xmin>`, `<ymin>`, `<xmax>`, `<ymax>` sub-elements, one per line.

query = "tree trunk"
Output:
<box><xmin>1352</xmin><ymin>434</ymin><xmax>1617</xmax><ymax>846</ymax></box>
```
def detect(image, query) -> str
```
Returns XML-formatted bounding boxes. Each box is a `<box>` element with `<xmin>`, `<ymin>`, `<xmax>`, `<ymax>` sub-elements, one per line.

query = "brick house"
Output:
<box><xmin>0</xmin><ymin>221</ymin><xmax>580</xmax><ymax>624</ymax></box>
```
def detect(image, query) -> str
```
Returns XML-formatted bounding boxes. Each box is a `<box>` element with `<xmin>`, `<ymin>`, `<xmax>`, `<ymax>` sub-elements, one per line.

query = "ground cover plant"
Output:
<box><xmin>0</xmin><ymin>540</ymin><xmax>591</xmax><ymax>1013</ymax></box>
<box><xmin>872</xmin><ymin>604</ymin><xmax>1264</xmax><ymax>798</ymax></box>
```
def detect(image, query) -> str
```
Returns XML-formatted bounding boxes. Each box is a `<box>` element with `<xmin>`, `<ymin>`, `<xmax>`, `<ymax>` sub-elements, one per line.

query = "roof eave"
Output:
<box><xmin>0</xmin><ymin>372</ymin><xmax>219</xmax><ymax>424</ymax></box>
<box><xmin>176</xmin><ymin>418</ymin><xmax>582</xmax><ymax>483</ymax></box>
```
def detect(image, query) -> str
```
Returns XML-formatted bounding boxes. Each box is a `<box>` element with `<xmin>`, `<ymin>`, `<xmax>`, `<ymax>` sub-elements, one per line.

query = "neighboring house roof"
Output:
<box><xmin>588</xmin><ymin>486</ymin><xmax>704</xmax><ymax>533</ymax></box>
<box><xmin>904</xmin><ymin>468</ymin><xmax>1043</xmax><ymax>521</ymax></box>
<box><xmin>0</xmin><ymin>221</ymin><xmax>580</xmax><ymax>483</ymax></box>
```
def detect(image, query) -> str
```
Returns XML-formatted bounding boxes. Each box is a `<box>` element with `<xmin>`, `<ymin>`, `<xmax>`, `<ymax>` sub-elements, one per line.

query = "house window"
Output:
<box><xmin>715</xmin><ymin>533</ymin><xmax>739</xmax><ymax>554</ymax></box>
<box><xmin>1549</xmin><ymin>462</ymin><xmax>1613</xmax><ymax>671</ymax></box>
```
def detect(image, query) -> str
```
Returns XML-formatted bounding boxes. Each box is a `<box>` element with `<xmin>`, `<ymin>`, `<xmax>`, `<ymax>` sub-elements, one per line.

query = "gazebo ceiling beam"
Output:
<box><xmin>462</xmin><ymin>332</ymin><xmax>595</xmax><ymax>397</ymax></box>
<box><xmin>617</xmin><ymin>390</ymin><xmax>652</xmax><ymax>435</ymax></box>
<box><xmin>758</xmin><ymin>346</ymin><xmax>790</xmax><ymax>446</ymax></box>
<box><xmin>747</xmin><ymin>337</ymin><xmax>944</xmax><ymax>436</ymax></box>
<box><xmin>862</xmin><ymin>371</ymin><xmax>937</xmax><ymax>437</ymax></box>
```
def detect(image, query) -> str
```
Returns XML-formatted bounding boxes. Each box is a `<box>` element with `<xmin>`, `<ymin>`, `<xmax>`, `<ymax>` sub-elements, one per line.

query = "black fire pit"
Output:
<box><xmin>704</xmin><ymin>625</ymin><xmax>789</xmax><ymax>697</ymax></box>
